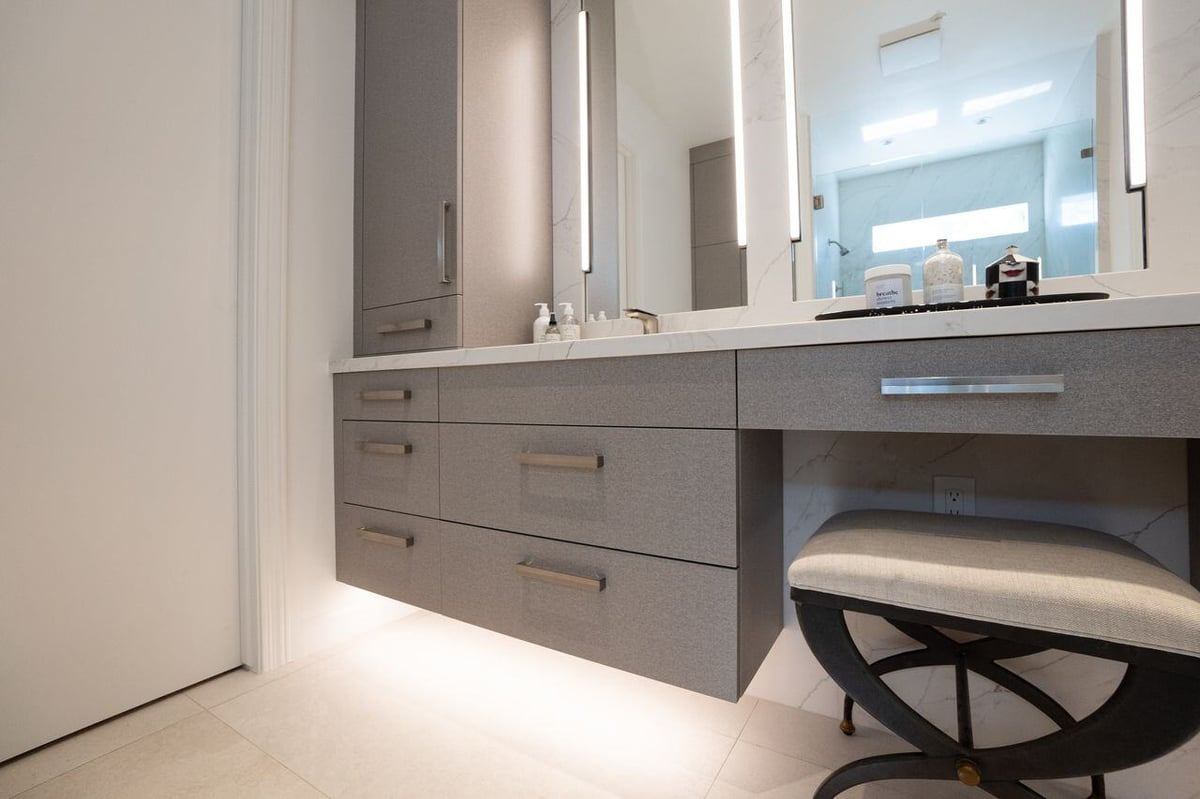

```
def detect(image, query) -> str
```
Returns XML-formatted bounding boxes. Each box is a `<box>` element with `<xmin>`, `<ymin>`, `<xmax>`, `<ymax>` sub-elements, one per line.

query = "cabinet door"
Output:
<box><xmin>360</xmin><ymin>0</ymin><xmax>459</xmax><ymax>310</ymax></box>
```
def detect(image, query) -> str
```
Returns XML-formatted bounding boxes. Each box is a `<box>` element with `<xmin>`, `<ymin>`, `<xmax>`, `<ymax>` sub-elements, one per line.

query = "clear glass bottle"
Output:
<box><xmin>543</xmin><ymin>313</ymin><xmax>562</xmax><ymax>342</ymax></box>
<box><xmin>923</xmin><ymin>239</ymin><xmax>964</xmax><ymax>304</ymax></box>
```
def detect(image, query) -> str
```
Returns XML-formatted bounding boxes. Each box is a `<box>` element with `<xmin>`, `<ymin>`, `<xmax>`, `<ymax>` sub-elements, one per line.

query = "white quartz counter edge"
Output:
<box><xmin>331</xmin><ymin>293</ymin><xmax>1200</xmax><ymax>373</ymax></box>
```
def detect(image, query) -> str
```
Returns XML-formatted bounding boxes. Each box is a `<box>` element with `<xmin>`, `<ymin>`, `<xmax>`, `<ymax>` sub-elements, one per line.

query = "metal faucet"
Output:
<box><xmin>622</xmin><ymin>308</ymin><xmax>660</xmax><ymax>335</ymax></box>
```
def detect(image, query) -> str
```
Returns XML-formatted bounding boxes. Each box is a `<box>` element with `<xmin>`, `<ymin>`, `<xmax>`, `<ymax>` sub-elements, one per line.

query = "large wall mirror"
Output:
<box><xmin>788</xmin><ymin>0</ymin><xmax>1148</xmax><ymax>301</ymax></box>
<box><xmin>558</xmin><ymin>0</ymin><xmax>748</xmax><ymax>319</ymax></box>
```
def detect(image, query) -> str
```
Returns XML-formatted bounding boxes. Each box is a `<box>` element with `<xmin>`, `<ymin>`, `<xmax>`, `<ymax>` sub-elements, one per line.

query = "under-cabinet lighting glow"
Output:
<box><xmin>579</xmin><ymin>10</ymin><xmax>592</xmax><ymax>272</ymax></box>
<box><xmin>872</xmin><ymin>203</ymin><xmax>1030</xmax><ymax>253</ymax></box>
<box><xmin>1124</xmin><ymin>0</ymin><xmax>1147</xmax><ymax>190</ymax></box>
<box><xmin>861</xmin><ymin>109</ymin><xmax>938</xmax><ymax>142</ymax></box>
<box><xmin>781</xmin><ymin>0</ymin><xmax>800</xmax><ymax>242</ymax></box>
<box><xmin>729</xmin><ymin>0</ymin><xmax>747</xmax><ymax>247</ymax></box>
<box><xmin>962</xmin><ymin>81</ymin><xmax>1053</xmax><ymax>116</ymax></box>
<box><xmin>1060</xmin><ymin>193</ymin><xmax>1099</xmax><ymax>227</ymax></box>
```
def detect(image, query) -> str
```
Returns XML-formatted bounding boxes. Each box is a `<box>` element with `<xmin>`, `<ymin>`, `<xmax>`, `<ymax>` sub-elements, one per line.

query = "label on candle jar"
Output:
<box><xmin>868</xmin><ymin>278</ymin><xmax>906</xmax><ymax>308</ymax></box>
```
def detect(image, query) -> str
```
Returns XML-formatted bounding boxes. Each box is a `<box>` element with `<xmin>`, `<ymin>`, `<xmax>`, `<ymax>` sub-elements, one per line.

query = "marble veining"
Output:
<box><xmin>330</xmin><ymin>291</ymin><xmax>1200</xmax><ymax>372</ymax></box>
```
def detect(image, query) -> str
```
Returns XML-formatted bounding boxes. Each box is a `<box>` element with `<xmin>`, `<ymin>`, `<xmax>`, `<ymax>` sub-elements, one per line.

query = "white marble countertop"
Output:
<box><xmin>331</xmin><ymin>292</ymin><xmax>1200</xmax><ymax>373</ymax></box>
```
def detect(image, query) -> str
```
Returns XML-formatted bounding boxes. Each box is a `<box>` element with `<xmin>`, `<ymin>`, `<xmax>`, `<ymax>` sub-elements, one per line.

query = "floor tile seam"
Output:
<box><xmin>6</xmin><ymin>702</ymin><xmax>208</xmax><ymax>799</ymax></box>
<box><xmin>204</xmin><ymin>709</ymin><xmax>332</xmax><ymax>798</ymax></box>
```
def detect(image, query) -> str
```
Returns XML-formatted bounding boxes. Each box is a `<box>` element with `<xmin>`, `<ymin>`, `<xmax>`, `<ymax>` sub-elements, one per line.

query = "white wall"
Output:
<box><xmin>284</xmin><ymin>0</ymin><xmax>415</xmax><ymax>662</ymax></box>
<box><xmin>0</xmin><ymin>0</ymin><xmax>242</xmax><ymax>760</ymax></box>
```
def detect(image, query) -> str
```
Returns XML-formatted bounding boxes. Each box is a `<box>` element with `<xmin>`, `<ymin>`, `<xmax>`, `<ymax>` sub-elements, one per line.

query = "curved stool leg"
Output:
<box><xmin>841</xmin><ymin>648</ymin><xmax>945</xmax><ymax>736</ymax></box>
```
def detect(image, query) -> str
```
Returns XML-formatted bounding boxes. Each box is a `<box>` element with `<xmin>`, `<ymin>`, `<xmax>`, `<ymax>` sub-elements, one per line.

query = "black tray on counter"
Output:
<box><xmin>814</xmin><ymin>292</ymin><xmax>1110</xmax><ymax>321</ymax></box>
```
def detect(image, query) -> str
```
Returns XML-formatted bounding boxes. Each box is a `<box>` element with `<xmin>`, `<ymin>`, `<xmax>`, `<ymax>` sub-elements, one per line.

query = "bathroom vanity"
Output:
<box><xmin>332</xmin><ymin>297</ymin><xmax>1200</xmax><ymax>701</ymax></box>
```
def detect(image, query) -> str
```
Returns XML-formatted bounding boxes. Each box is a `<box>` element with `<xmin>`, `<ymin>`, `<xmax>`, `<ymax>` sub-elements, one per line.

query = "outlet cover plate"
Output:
<box><xmin>934</xmin><ymin>475</ymin><xmax>976</xmax><ymax>515</ymax></box>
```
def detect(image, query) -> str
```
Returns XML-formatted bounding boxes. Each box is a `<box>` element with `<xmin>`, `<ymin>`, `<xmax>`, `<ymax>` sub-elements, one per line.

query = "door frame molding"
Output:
<box><xmin>237</xmin><ymin>0</ymin><xmax>293</xmax><ymax>673</ymax></box>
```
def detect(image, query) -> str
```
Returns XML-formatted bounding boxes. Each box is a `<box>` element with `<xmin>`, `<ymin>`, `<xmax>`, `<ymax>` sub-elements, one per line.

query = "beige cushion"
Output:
<box><xmin>789</xmin><ymin>510</ymin><xmax>1200</xmax><ymax>658</ymax></box>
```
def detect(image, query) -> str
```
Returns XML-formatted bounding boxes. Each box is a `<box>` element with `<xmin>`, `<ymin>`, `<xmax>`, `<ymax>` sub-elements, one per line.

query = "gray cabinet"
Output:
<box><xmin>355</xmin><ymin>0</ymin><xmax>552</xmax><ymax>355</ymax></box>
<box><xmin>690</xmin><ymin>139</ymin><xmax>745</xmax><ymax>310</ymax></box>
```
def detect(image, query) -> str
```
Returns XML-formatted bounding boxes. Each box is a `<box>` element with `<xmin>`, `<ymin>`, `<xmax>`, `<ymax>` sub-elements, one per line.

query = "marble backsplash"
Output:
<box><xmin>747</xmin><ymin>430</ymin><xmax>1197</xmax><ymax>797</ymax></box>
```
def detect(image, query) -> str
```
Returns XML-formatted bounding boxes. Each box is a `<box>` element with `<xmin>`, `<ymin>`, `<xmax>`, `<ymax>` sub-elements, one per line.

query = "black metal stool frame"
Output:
<box><xmin>793</xmin><ymin>587</ymin><xmax>1200</xmax><ymax>799</ymax></box>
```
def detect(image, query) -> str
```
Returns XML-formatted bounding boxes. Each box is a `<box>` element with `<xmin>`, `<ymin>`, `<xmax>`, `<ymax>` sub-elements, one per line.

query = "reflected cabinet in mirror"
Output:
<box><xmin>561</xmin><ymin>0</ymin><xmax>748</xmax><ymax>319</ymax></box>
<box><xmin>788</xmin><ymin>0</ymin><xmax>1147</xmax><ymax>301</ymax></box>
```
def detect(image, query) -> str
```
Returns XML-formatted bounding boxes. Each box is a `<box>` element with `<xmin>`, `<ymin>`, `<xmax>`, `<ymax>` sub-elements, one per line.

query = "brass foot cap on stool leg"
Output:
<box><xmin>955</xmin><ymin>759</ymin><xmax>982</xmax><ymax>787</ymax></box>
<box><xmin>839</xmin><ymin>719</ymin><xmax>855</xmax><ymax>736</ymax></box>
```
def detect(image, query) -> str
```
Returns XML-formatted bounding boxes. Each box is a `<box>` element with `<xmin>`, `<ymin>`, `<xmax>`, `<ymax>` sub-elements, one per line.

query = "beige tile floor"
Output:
<box><xmin>0</xmin><ymin>612</ymin><xmax>1121</xmax><ymax>798</ymax></box>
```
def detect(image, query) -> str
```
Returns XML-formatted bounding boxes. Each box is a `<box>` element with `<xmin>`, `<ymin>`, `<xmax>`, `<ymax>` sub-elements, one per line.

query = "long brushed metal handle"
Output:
<box><xmin>438</xmin><ymin>200</ymin><xmax>452</xmax><ymax>284</ymax></box>
<box><xmin>357</xmin><ymin>441</ymin><xmax>413</xmax><ymax>455</ymax></box>
<box><xmin>376</xmin><ymin>319</ymin><xmax>431</xmax><ymax>335</ymax></box>
<box><xmin>514</xmin><ymin>452</ymin><xmax>604</xmax><ymax>470</ymax></box>
<box><xmin>516</xmin><ymin>562</ymin><xmax>605</xmax><ymax>592</ymax></box>
<box><xmin>357</xmin><ymin>390</ymin><xmax>412</xmax><ymax>402</ymax></box>
<box><xmin>881</xmin><ymin>375</ymin><xmax>1065</xmax><ymax>395</ymax></box>
<box><xmin>358</xmin><ymin>528</ymin><xmax>414</xmax><ymax>548</ymax></box>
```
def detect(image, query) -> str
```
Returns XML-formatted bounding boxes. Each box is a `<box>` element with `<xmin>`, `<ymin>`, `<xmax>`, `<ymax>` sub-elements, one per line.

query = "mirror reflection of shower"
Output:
<box><xmin>828</xmin><ymin>239</ymin><xmax>850</xmax><ymax>256</ymax></box>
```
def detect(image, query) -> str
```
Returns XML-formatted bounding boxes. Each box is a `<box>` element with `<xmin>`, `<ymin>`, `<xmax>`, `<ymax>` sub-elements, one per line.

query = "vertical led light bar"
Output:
<box><xmin>780</xmin><ymin>0</ymin><xmax>801</xmax><ymax>242</ymax></box>
<box><xmin>1123</xmin><ymin>0</ymin><xmax>1147</xmax><ymax>190</ymax></box>
<box><xmin>729</xmin><ymin>0</ymin><xmax>748</xmax><ymax>247</ymax></box>
<box><xmin>579</xmin><ymin>9</ymin><xmax>592</xmax><ymax>272</ymax></box>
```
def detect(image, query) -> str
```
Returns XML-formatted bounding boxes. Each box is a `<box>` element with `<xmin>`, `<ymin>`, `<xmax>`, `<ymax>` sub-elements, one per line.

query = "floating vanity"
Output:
<box><xmin>332</xmin><ymin>296</ymin><xmax>1200</xmax><ymax>700</ymax></box>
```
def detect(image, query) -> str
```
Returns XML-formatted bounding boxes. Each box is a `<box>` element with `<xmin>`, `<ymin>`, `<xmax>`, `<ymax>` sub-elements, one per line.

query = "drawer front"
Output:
<box><xmin>334</xmin><ymin>369</ymin><xmax>439</xmax><ymax>422</ymax></box>
<box><xmin>440</xmin><ymin>521</ymin><xmax>740</xmax><ymax>700</ymax></box>
<box><xmin>336</xmin><ymin>505</ymin><xmax>441</xmax><ymax>611</ymax></box>
<box><xmin>439</xmin><ymin>351</ymin><xmax>736</xmax><ymax>428</ymax></box>
<box><xmin>340</xmin><ymin>421</ymin><xmax>439</xmax><ymax>517</ymax></box>
<box><xmin>737</xmin><ymin>327</ymin><xmax>1200</xmax><ymax>438</ymax></box>
<box><xmin>440</xmin><ymin>423</ymin><xmax>738</xmax><ymax>566</ymax></box>
<box><xmin>358</xmin><ymin>295</ymin><xmax>461</xmax><ymax>355</ymax></box>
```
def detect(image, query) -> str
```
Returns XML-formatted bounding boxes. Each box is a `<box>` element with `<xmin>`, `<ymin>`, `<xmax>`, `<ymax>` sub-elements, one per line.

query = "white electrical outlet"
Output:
<box><xmin>934</xmin><ymin>476</ymin><xmax>976</xmax><ymax>515</ymax></box>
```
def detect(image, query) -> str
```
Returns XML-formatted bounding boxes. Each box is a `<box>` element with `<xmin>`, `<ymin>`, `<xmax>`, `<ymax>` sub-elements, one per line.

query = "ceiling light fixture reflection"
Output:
<box><xmin>729</xmin><ymin>0</ymin><xmax>748</xmax><ymax>247</ymax></box>
<box><xmin>781</xmin><ymin>0</ymin><xmax>800</xmax><ymax>242</ymax></box>
<box><xmin>861</xmin><ymin>110</ymin><xmax>938</xmax><ymax>142</ymax></box>
<box><xmin>578</xmin><ymin>9</ymin><xmax>591</xmax><ymax>272</ymax></box>
<box><xmin>1124</xmin><ymin>0</ymin><xmax>1147</xmax><ymax>190</ymax></box>
<box><xmin>962</xmin><ymin>81</ymin><xmax>1053</xmax><ymax>116</ymax></box>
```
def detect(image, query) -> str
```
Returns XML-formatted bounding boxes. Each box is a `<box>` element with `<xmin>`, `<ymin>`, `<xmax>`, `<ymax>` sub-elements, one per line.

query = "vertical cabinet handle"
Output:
<box><xmin>438</xmin><ymin>200</ymin><xmax>452</xmax><ymax>284</ymax></box>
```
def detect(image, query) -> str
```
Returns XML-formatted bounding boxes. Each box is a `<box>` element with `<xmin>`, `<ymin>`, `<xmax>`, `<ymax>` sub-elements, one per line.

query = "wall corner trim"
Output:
<box><xmin>237</xmin><ymin>0</ymin><xmax>293</xmax><ymax>674</ymax></box>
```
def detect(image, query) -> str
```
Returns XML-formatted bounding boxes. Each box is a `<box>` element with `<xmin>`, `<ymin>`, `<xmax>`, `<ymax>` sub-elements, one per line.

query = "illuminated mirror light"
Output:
<box><xmin>872</xmin><ymin>203</ymin><xmax>1030</xmax><ymax>253</ymax></box>
<box><xmin>962</xmin><ymin>81</ymin><xmax>1053</xmax><ymax>116</ymax></box>
<box><xmin>729</xmin><ymin>0</ymin><xmax>747</xmax><ymax>247</ymax></box>
<box><xmin>1060</xmin><ymin>193</ymin><xmax>1099</xmax><ymax>227</ymax></box>
<box><xmin>861</xmin><ymin>109</ymin><xmax>938</xmax><ymax>143</ymax></box>
<box><xmin>579</xmin><ymin>9</ymin><xmax>591</xmax><ymax>272</ymax></box>
<box><xmin>781</xmin><ymin>0</ymin><xmax>800</xmax><ymax>242</ymax></box>
<box><xmin>1124</xmin><ymin>0</ymin><xmax>1147</xmax><ymax>190</ymax></box>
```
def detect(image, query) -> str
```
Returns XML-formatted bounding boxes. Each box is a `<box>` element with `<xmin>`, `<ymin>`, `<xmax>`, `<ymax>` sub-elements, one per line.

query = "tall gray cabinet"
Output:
<box><xmin>355</xmin><ymin>0</ymin><xmax>552</xmax><ymax>355</ymax></box>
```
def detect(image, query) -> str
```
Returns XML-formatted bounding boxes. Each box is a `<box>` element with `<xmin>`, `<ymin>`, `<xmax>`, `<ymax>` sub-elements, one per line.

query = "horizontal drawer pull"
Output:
<box><xmin>376</xmin><ymin>319</ymin><xmax>432</xmax><ymax>335</ymax></box>
<box><xmin>881</xmin><ymin>375</ymin><xmax>1065</xmax><ymax>396</ymax></box>
<box><xmin>358</xmin><ymin>528</ymin><xmax>414</xmax><ymax>548</ymax></box>
<box><xmin>516</xmin><ymin>562</ymin><xmax>606</xmax><ymax>592</ymax></box>
<box><xmin>514</xmin><ymin>452</ymin><xmax>604</xmax><ymax>470</ymax></box>
<box><xmin>358</xmin><ymin>389</ymin><xmax>412</xmax><ymax>402</ymax></box>
<box><xmin>357</xmin><ymin>441</ymin><xmax>413</xmax><ymax>455</ymax></box>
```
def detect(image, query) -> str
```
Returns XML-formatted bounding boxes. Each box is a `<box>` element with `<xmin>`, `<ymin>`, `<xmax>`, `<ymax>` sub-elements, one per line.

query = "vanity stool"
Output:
<box><xmin>789</xmin><ymin>510</ymin><xmax>1200</xmax><ymax>799</ymax></box>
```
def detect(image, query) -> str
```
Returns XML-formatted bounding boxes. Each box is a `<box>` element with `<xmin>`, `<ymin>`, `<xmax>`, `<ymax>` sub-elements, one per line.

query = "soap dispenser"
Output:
<box><xmin>544</xmin><ymin>312</ymin><xmax>562</xmax><ymax>342</ymax></box>
<box><xmin>532</xmin><ymin>303</ymin><xmax>550</xmax><ymax>343</ymax></box>
<box><xmin>558</xmin><ymin>302</ymin><xmax>581</xmax><ymax>341</ymax></box>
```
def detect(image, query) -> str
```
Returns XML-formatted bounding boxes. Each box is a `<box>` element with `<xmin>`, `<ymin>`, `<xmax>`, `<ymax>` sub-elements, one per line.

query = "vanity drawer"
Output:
<box><xmin>334</xmin><ymin>369</ymin><xmax>438</xmax><ymax>422</ymax></box>
<box><xmin>439</xmin><ymin>423</ymin><xmax>738</xmax><ymax>566</ymax></box>
<box><xmin>336</xmin><ymin>505</ymin><xmax>442</xmax><ymax>611</ymax></box>
<box><xmin>340</xmin><ymin>421</ymin><xmax>439</xmax><ymax>517</ymax></box>
<box><xmin>439</xmin><ymin>521</ymin><xmax>740</xmax><ymax>699</ymax></box>
<box><xmin>359</xmin><ymin>295</ymin><xmax>461</xmax><ymax>355</ymax></box>
<box><xmin>737</xmin><ymin>327</ymin><xmax>1200</xmax><ymax>438</ymax></box>
<box><xmin>439</xmin><ymin>351</ymin><xmax>737</xmax><ymax>428</ymax></box>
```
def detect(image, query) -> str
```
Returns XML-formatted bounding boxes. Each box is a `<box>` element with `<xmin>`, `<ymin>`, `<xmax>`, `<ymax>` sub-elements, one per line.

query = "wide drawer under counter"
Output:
<box><xmin>336</xmin><ymin>505</ymin><xmax>442</xmax><ymax>611</ymax></box>
<box><xmin>439</xmin><ymin>521</ymin><xmax>740</xmax><ymax>699</ymax></box>
<box><xmin>439</xmin><ymin>423</ymin><xmax>738</xmax><ymax>566</ymax></box>
<box><xmin>339</xmin><ymin>421</ymin><xmax>439</xmax><ymax>518</ymax></box>
<box><xmin>737</xmin><ymin>326</ymin><xmax>1200</xmax><ymax>438</ymax></box>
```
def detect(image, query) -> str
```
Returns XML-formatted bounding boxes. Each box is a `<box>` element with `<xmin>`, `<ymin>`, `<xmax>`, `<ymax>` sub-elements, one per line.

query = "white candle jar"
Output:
<box><xmin>864</xmin><ymin>264</ymin><xmax>913</xmax><ymax>309</ymax></box>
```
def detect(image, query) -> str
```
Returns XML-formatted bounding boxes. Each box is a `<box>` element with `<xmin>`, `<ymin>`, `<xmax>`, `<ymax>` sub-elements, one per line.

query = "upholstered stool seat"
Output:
<box><xmin>789</xmin><ymin>510</ymin><xmax>1200</xmax><ymax>799</ymax></box>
